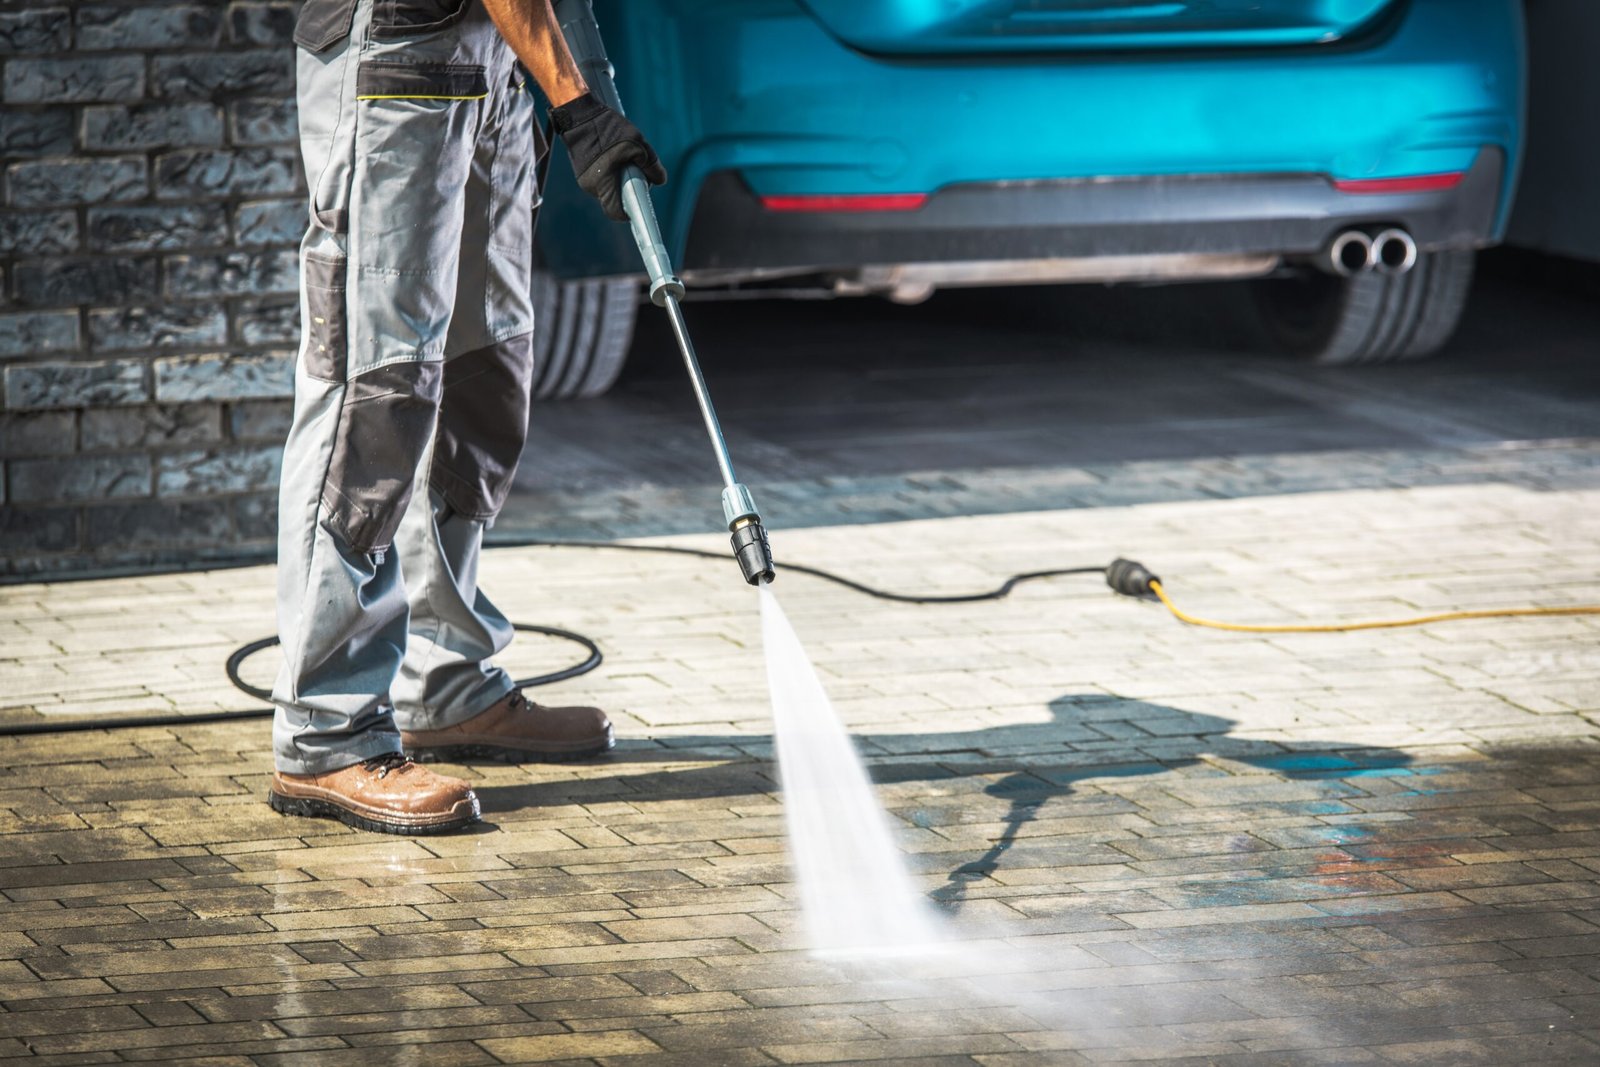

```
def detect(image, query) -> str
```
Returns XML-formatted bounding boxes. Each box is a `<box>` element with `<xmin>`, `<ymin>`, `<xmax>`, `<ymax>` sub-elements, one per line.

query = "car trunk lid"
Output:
<box><xmin>795</xmin><ymin>0</ymin><xmax>1400</xmax><ymax>55</ymax></box>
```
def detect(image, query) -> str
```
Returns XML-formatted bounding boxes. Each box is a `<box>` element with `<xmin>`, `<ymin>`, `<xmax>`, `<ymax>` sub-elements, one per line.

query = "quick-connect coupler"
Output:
<box><xmin>722</xmin><ymin>484</ymin><xmax>775</xmax><ymax>585</ymax></box>
<box><xmin>1106</xmin><ymin>558</ymin><xmax>1160</xmax><ymax>598</ymax></box>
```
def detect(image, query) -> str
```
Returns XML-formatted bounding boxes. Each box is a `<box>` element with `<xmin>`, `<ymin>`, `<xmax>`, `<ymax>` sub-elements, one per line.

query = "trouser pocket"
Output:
<box><xmin>321</xmin><ymin>361</ymin><xmax>444</xmax><ymax>555</ymax></box>
<box><xmin>370</xmin><ymin>0</ymin><xmax>473</xmax><ymax>41</ymax></box>
<box><xmin>349</xmin><ymin>58</ymin><xmax>485</xmax><ymax>361</ymax></box>
<box><xmin>302</xmin><ymin>252</ymin><xmax>348</xmax><ymax>382</ymax></box>
<box><xmin>294</xmin><ymin>0</ymin><xmax>360</xmax><ymax>51</ymax></box>
<box><xmin>355</xmin><ymin>59</ymin><xmax>488</xmax><ymax>101</ymax></box>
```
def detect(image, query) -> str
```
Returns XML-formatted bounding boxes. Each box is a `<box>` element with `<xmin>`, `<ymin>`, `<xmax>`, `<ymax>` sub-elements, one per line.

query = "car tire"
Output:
<box><xmin>1251</xmin><ymin>249</ymin><xmax>1476</xmax><ymax>365</ymax></box>
<box><xmin>531</xmin><ymin>271</ymin><xmax>639</xmax><ymax>399</ymax></box>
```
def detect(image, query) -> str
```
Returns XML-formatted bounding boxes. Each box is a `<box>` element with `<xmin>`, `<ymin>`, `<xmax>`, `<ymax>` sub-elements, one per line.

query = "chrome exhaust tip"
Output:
<box><xmin>1372</xmin><ymin>228</ymin><xmax>1419</xmax><ymax>275</ymax></box>
<box><xmin>1325</xmin><ymin>230</ymin><xmax>1376</xmax><ymax>277</ymax></box>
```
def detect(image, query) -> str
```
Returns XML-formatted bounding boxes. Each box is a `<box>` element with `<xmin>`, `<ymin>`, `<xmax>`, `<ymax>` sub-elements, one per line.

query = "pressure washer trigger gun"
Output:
<box><xmin>554</xmin><ymin>0</ymin><xmax>776</xmax><ymax>586</ymax></box>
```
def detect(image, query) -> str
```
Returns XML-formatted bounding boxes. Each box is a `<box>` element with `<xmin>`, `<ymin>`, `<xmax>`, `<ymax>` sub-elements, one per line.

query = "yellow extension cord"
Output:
<box><xmin>1147</xmin><ymin>579</ymin><xmax>1600</xmax><ymax>634</ymax></box>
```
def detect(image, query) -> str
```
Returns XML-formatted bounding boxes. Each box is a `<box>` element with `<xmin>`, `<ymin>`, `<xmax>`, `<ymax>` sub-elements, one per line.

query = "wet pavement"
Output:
<box><xmin>3</xmin><ymin>255</ymin><xmax>1600</xmax><ymax>1063</ymax></box>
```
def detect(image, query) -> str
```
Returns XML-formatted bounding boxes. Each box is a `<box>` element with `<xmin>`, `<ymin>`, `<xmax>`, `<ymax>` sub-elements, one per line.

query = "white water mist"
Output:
<box><xmin>758</xmin><ymin>583</ymin><xmax>943</xmax><ymax>956</ymax></box>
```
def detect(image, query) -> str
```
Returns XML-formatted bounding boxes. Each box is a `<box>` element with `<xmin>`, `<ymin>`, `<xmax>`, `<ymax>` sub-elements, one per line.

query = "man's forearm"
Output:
<box><xmin>481</xmin><ymin>0</ymin><xmax>588</xmax><ymax>107</ymax></box>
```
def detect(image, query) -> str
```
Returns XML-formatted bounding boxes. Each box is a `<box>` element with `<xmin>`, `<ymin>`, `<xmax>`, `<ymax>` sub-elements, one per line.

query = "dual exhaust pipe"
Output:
<box><xmin>1322</xmin><ymin>228</ymin><xmax>1418</xmax><ymax>278</ymax></box>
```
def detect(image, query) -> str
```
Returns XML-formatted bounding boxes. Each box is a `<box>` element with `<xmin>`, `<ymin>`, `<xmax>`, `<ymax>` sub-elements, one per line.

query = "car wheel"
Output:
<box><xmin>531</xmin><ymin>271</ymin><xmax>639</xmax><ymax>399</ymax></box>
<box><xmin>1251</xmin><ymin>249</ymin><xmax>1476</xmax><ymax>365</ymax></box>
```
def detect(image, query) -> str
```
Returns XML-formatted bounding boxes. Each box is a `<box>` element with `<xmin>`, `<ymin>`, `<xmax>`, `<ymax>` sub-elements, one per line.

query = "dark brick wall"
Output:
<box><xmin>0</xmin><ymin>3</ymin><xmax>302</xmax><ymax>578</ymax></box>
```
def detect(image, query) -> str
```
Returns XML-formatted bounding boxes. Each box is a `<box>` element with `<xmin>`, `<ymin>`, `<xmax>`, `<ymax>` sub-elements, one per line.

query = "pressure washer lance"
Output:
<box><xmin>555</xmin><ymin>0</ymin><xmax>775</xmax><ymax>586</ymax></box>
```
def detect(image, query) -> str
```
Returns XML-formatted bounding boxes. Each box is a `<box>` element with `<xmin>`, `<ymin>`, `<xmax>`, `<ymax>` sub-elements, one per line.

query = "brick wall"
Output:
<box><xmin>0</xmin><ymin>3</ymin><xmax>303</xmax><ymax>578</ymax></box>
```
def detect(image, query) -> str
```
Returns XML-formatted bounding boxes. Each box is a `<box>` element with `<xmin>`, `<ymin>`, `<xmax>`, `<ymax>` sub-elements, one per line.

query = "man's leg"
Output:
<box><xmin>273</xmin><ymin>17</ymin><xmax>418</xmax><ymax>778</ymax></box>
<box><xmin>391</xmin><ymin>64</ymin><xmax>612</xmax><ymax>761</ymax></box>
<box><xmin>271</xmin><ymin>3</ymin><xmax>491</xmax><ymax>828</ymax></box>
<box><xmin>390</xmin><ymin>56</ymin><xmax>537</xmax><ymax>730</ymax></box>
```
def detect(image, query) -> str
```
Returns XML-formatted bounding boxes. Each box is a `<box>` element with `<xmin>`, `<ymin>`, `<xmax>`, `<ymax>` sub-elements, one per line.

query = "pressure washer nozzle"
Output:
<box><xmin>1106</xmin><ymin>558</ymin><xmax>1159</xmax><ymax>598</ymax></box>
<box><xmin>731</xmin><ymin>518</ymin><xmax>776</xmax><ymax>586</ymax></box>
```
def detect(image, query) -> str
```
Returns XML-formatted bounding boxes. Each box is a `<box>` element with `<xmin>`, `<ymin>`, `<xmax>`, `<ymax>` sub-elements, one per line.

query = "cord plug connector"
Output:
<box><xmin>1106</xmin><ymin>558</ymin><xmax>1159</xmax><ymax>598</ymax></box>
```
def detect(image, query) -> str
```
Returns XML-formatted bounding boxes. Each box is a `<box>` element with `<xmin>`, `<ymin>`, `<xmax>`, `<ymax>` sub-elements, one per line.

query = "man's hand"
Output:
<box><xmin>479</xmin><ymin>0</ymin><xmax>667</xmax><ymax>222</ymax></box>
<box><xmin>551</xmin><ymin>93</ymin><xmax>667</xmax><ymax>222</ymax></box>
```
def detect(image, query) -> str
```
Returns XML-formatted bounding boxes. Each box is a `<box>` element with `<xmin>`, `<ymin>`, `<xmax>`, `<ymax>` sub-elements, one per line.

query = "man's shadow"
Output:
<box><xmin>476</xmin><ymin>692</ymin><xmax>1411</xmax><ymax>911</ymax></box>
<box><xmin>921</xmin><ymin>695</ymin><xmax>1414</xmax><ymax>907</ymax></box>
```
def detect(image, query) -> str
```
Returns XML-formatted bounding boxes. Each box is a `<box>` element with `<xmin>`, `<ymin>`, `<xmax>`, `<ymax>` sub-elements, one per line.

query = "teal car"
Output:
<box><xmin>531</xmin><ymin>0</ymin><xmax>1526</xmax><ymax>398</ymax></box>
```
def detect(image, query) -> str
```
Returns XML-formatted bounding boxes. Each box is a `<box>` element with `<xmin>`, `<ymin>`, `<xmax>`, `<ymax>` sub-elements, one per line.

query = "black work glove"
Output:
<box><xmin>550</xmin><ymin>92</ymin><xmax>667</xmax><ymax>222</ymax></box>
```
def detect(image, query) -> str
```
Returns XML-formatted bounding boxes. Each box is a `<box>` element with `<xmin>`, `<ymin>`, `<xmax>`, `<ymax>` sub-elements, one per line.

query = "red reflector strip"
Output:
<box><xmin>1332</xmin><ymin>172</ymin><xmax>1465</xmax><ymax>195</ymax></box>
<box><xmin>760</xmin><ymin>193</ymin><xmax>929</xmax><ymax>213</ymax></box>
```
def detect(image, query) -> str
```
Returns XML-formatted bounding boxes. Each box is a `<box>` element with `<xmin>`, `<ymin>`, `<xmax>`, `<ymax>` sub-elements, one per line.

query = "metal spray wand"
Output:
<box><xmin>554</xmin><ymin>0</ymin><xmax>776</xmax><ymax>586</ymax></box>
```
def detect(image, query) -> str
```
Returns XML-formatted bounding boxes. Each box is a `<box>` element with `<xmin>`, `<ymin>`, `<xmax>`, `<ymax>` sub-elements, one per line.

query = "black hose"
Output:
<box><xmin>0</xmin><ymin>540</ymin><xmax>1107</xmax><ymax>737</ymax></box>
<box><xmin>0</xmin><ymin>623</ymin><xmax>602</xmax><ymax>738</ymax></box>
<box><xmin>224</xmin><ymin>623</ymin><xmax>603</xmax><ymax>704</ymax></box>
<box><xmin>489</xmin><ymin>538</ymin><xmax>1108</xmax><ymax>604</ymax></box>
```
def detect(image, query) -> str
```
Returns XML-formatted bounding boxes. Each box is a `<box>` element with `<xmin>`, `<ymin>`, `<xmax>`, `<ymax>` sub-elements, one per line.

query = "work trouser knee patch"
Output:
<box><xmin>322</xmin><ymin>361</ymin><xmax>444</xmax><ymax>555</ymax></box>
<box><xmin>302</xmin><ymin>252</ymin><xmax>348</xmax><ymax>382</ymax></box>
<box><xmin>429</xmin><ymin>336</ymin><xmax>533</xmax><ymax>521</ymax></box>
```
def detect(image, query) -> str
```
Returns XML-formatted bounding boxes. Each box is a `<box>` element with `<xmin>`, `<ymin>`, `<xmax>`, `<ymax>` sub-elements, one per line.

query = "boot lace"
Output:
<box><xmin>360</xmin><ymin>752</ymin><xmax>414</xmax><ymax>778</ymax></box>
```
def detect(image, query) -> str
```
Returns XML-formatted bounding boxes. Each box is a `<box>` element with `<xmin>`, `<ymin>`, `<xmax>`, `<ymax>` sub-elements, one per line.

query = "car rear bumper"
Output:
<box><xmin>682</xmin><ymin>149</ymin><xmax>1504</xmax><ymax>277</ymax></box>
<box><xmin>532</xmin><ymin>0</ymin><xmax>1523</xmax><ymax>282</ymax></box>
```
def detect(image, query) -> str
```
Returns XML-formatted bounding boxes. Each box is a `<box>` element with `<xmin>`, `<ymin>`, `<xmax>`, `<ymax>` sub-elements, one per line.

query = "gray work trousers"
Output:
<box><xmin>274</xmin><ymin>0</ymin><xmax>543</xmax><ymax>774</ymax></box>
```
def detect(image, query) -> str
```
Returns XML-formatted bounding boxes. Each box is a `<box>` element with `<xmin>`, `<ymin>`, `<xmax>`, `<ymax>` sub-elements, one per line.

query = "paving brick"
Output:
<box><xmin>86</xmin><ymin>205</ymin><xmax>230</xmax><ymax>253</ymax></box>
<box><xmin>80</xmin><ymin>103</ymin><xmax>225</xmax><ymax>151</ymax></box>
<box><xmin>231</xmin><ymin>489</ymin><xmax>276</xmax><ymax>539</ymax></box>
<box><xmin>80</xmin><ymin>403</ymin><xmax>221</xmax><ymax>450</ymax></box>
<box><xmin>226</xmin><ymin>3</ymin><xmax>296</xmax><ymax>47</ymax></box>
<box><xmin>762</xmin><ymin>1035</ymin><xmax>1021</xmax><ymax>1063</ymax></box>
<box><xmin>8</xmin><ymin>156</ymin><xmax>147</xmax><ymax>208</ymax></box>
<box><xmin>1368</xmin><ymin>1032</ymin><xmax>1600</xmax><ymax>1065</ymax></box>
<box><xmin>0</xmin><ymin>504</ymin><xmax>77</xmax><ymax>552</ymax></box>
<box><xmin>4</xmin><ymin>55</ymin><xmax>143</xmax><ymax>103</ymax></box>
<box><xmin>0</xmin><ymin>108</ymin><xmax>74</xmax><ymax>157</ymax></box>
<box><xmin>154</xmin><ymin>444</ymin><xmax>281</xmax><ymax>496</ymax></box>
<box><xmin>76</xmin><ymin>4</ymin><xmax>223</xmax><ymax>50</ymax></box>
<box><xmin>233</xmin><ymin>198</ymin><xmax>304</xmax><ymax>246</ymax></box>
<box><xmin>8</xmin><ymin>453</ymin><xmax>151</xmax><ymax>502</ymax></box>
<box><xmin>0</xmin><ymin>311</ymin><xmax>79</xmax><ymax>359</ymax></box>
<box><xmin>0</xmin><ymin>409</ymin><xmax>74</xmax><ymax>457</ymax></box>
<box><xmin>88</xmin><ymin>302</ymin><xmax>228</xmax><ymax>351</ymax></box>
<box><xmin>151</xmin><ymin>50</ymin><xmax>293</xmax><ymax>99</ymax></box>
<box><xmin>154</xmin><ymin>147</ymin><xmax>299</xmax><ymax>201</ymax></box>
<box><xmin>164</xmin><ymin>249</ymin><xmax>297</xmax><ymax>298</ymax></box>
<box><xmin>26</xmin><ymin>1020</ymin><xmax>284</xmax><ymax>1056</ymax></box>
<box><xmin>0</xmin><ymin>209</ymin><xmax>79</xmax><ymax>255</ymax></box>
<box><xmin>230</xmin><ymin>97</ymin><xmax>298</xmax><ymax>145</ymax></box>
<box><xmin>233</xmin><ymin>295</ymin><xmax>298</xmax><ymax>345</ymax></box>
<box><xmin>153</xmin><ymin>352</ymin><xmax>292</xmax><ymax>402</ymax></box>
<box><xmin>477</xmin><ymin>1030</ymin><xmax>662</xmax><ymax>1061</ymax></box>
<box><xmin>82</xmin><ymin>498</ymin><xmax>231</xmax><ymax>549</ymax></box>
<box><xmin>0</xmin><ymin>9</ymin><xmax>72</xmax><ymax>53</ymax></box>
<box><xmin>12</xmin><ymin>256</ymin><xmax>161</xmax><ymax>309</ymax></box>
<box><xmin>4</xmin><ymin>359</ymin><xmax>147</xmax><ymax>410</ymax></box>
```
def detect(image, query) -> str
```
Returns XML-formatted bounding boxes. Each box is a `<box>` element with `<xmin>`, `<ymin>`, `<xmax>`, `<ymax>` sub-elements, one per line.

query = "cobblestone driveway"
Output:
<box><xmin>4</xmin><ymin>438</ymin><xmax>1600</xmax><ymax>1062</ymax></box>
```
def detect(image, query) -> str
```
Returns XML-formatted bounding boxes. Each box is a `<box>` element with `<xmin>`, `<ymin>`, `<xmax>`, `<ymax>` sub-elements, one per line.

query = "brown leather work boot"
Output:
<box><xmin>401</xmin><ymin>689</ymin><xmax>614</xmax><ymax>763</ymax></box>
<box><xmin>269</xmin><ymin>753</ymin><xmax>480</xmax><ymax>835</ymax></box>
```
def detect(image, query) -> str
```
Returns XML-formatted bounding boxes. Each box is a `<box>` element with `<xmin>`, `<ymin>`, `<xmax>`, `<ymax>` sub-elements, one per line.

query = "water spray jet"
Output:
<box><xmin>557</xmin><ymin>0</ymin><xmax>945</xmax><ymax>958</ymax></box>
